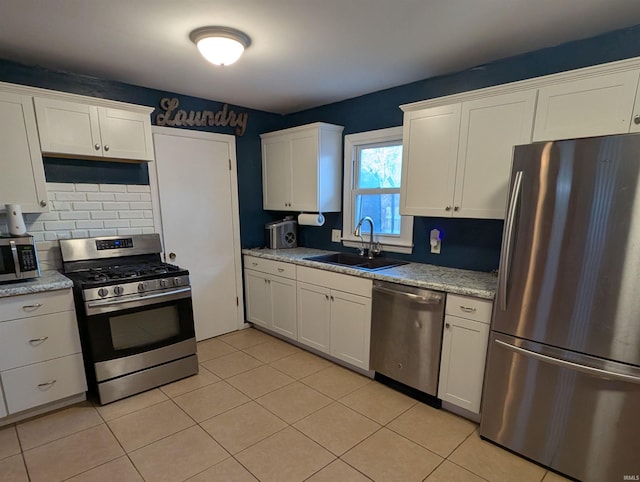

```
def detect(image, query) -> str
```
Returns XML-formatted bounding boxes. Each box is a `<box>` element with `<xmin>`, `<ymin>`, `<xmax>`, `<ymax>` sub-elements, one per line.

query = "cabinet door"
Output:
<box><xmin>244</xmin><ymin>270</ymin><xmax>270</xmax><ymax>328</ymax></box>
<box><xmin>0</xmin><ymin>386</ymin><xmax>6</xmax><ymax>418</ymax></box>
<box><xmin>533</xmin><ymin>70</ymin><xmax>640</xmax><ymax>141</ymax></box>
<box><xmin>454</xmin><ymin>91</ymin><xmax>536</xmax><ymax>219</ymax></box>
<box><xmin>330</xmin><ymin>290</ymin><xmax>371</xmax><ymax>370</ymax></box>
<box><xmin>290</xmin><ymin>131</ymin><xmax>318</xmax><ymax>211</ymax></box>
<box><xmin>297</xmin><ymin>282</ymin><xmax>331</xmax><ymax>354</ymax></box>
<box><xmin>262</xmin><ymin>136</ymin><xmax>291</xmax><ymax>210</ymax></box>
<box><xmin>438</xmin><ymin>315</ymin><xmax>490</xmax><ymax>414</ymax></box>
<box><xmin>630</xmin><ymin>83</ymin><xmax>640</xmax><ymax>134</ymax></box>
<box><xmin>0</xmin><ymin>92</ymin><xmax>48</xmax><ymax>213</ymax></box>
<box><xmin>269</xmin><ymin>275</ymin><xmax>297</xmax><ymax>340</ymax></box>
<box><xmin>97</xmin><ymin>107</ymin><xmax>153</xmax><ymax>161</ymax></box>
<box><xmin>400</xmin><ymin>104</ymin><xmax>461</xmax><ymax>216</ymax></box>
<box><xmin>33</xmin><ymin>97</ymin><xmax>101</xmax><ymax>157</ymax></box>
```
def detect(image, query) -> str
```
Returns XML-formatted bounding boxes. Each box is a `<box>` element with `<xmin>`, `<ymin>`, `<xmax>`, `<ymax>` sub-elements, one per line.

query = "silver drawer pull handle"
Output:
<box><xmin>23</xmin><ymin>303</ymin><xmax>43</xmax><ymax>310</ymax></box>
<box><xmin>38</xmin><ymin>380</ymin><xmax>57</xmax><ymax>388</ymax></box>
<box><xmin>277</xmin><ymin>268</ymin><xmax>285</xmax><ymax>272</ymax></box>
<box><xmin>29</xmin><ymin>336</ymin><xmax>49</xmax><ymax>344</ymax></box>
<box><xmin>460</xmin><ymin>306</ymin><xmax>476</xmax><ymax>313</ymax></box>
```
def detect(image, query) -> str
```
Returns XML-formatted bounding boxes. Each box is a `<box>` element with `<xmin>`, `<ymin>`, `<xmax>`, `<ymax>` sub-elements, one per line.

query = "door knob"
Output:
<box><xmin>168</xmin><ymin>252</ymin><xmax>176</xmax><ymax>260</ymax></box>
<box><xmin>445</xmin><ymin>206</ymin><xmax>451</xmax><ymax>211</ymax></box>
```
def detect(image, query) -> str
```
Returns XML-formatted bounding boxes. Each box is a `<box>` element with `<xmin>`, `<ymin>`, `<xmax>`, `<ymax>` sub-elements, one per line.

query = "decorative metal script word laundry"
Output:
<box><xmin>155</xmin><ymin>97</ymin><xmax>248</xmax><ymax>136</ymax></box>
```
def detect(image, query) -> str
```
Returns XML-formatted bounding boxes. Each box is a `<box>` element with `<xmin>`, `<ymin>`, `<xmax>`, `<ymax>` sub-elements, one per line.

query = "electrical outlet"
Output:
<box><xmin>430</xmin><ymin>228</ymin><xmax>441</xmax><ymax>254</ymax></box>
<box><xmin>331</xmin><ymin>229</ymin><xmax>342</xmax><ymax>242</ymax></box>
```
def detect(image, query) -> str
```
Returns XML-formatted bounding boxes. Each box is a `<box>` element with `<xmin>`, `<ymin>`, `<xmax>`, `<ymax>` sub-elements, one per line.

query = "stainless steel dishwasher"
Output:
<box><xmin>371</xmin><ymin>280</ymin><xmax>445</xmax><ymax>397</ymax></box>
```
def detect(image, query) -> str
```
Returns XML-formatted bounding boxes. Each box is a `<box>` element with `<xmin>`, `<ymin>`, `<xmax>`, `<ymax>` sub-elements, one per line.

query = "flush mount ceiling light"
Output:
<box><xmin>190</xmin><ymin>26</ymin><xmax>251</xmax><ymax>66</ymax></box>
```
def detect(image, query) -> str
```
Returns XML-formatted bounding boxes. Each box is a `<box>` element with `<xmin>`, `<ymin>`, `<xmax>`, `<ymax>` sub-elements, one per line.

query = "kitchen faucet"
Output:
<box><xmin>354</xmin><ymin>216</ymin><xmax>376</xmax><ymax>260</ymax></box>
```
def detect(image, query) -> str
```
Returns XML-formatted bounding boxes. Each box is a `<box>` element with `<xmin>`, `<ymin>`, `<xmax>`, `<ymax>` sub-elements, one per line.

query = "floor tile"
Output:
<box><xmin>227</xmin><ymin>365</ymin><xmax>295</xmax><ymax>399</ymax></box>
<box><xmin>95</xmin><ymin>388</ymin><xmax>168</xmax><ymax>422</ymax></box>
<box><xmin>187</xmin><ymin>456</ymin><xmax>259</xmax><ymax>481</ymax></box>
<box><xmin>294</xmin><ymin>402</ymin><xmax>380</xmax><ymax>456</ymax></box>
<box><xmin>301</xmin><ymin>365</ymin><xmax>371</xmax><ymax>399</ymax></box>
<box><xmin>0</xmin><ymin>425</ymin><xmax>21</xmax><ymax>460</ymax></box>
<box><xmin>236</xmin><ymin>426</ymin><xmax>335</xmax><ymax>482</ymax></box>
<box><xmin>66</xmin><ymin>456</ymin><xmax>143</xmax><ymax>481</ymax></box>
<box><xmin>387</xmin><ymin>402</ymin><xmax>476</xmax><ymax>457</ymax></box>
<box><xmin>23</xmin><ymin>424</ymin><xmax>124</xmax><ymax>482</ymax></box>
<box><xmin>449</xmin><ymin>431</ymin><xmax>547</xmax><ymax>482</ymax></box>
<box><xmin>129</xmin><ymin>426</ymin><xmax>229</xmax><ymax>482</ymax></box>
<box><xmin>160</xmin><ymin>365</ymin><xmax>221</xmax><ymax>398</ymax></box>
<box><xmin>339</xmin><ymin>381</ymin><xmax>416</xmax><ymax>424</ymax></box>
<box><xmin>201</xmin><ymin>350</ymin><xmax>263</xmax><ymax>379</ymax></box>
<box><xmin>307</xmin><ymin>459</ymin><xmax>372</xmax><ymax>481</ymax></box>
<box><xmin>256</xmin><ymin>382</ymin><xmax>332</xmax><ymax>424</ymax></box>
<box><xmin>542</xmin><ymin>470</ymin><xmax>574</xmax><ymax>481</ymax></box>
<box><xmin>0</xmin><ymin>453</ymin><xmax>28</xmax><ymax>481</ymax></box>
<box><xmin>200</xmin><ymin>401</ymin><xmax>287</xmax><ymax>454</ymax></box>
<box><xmin>16</xmin><ymin>401</ymin><xmax>103</xmax><ymax>451</ymax></box>
<box><xmin>269</xmin><ymin>350</ymin><xmax>331</xmax><ymax>379</ymax></box>
<box><xmin>425</xmin><ymin>460</ymin><xmax>485</xmax><ymax>481</ymax></box>
<box><xmin>342</xmin><ymin>427</ymin><xmax>443</xmax><ymax>482</ymax></box>
<box><xmin>219</xmin><ymin>328</ymin><xmax>273</xmax><ymax>349</ymax></box>
<box><xmin>243</xmin><ymin>338</ymin><xmax>300</xmax><ymax>363</ymax></box>
<box><xmin>196</xmin><ymin>337</ymin><xmax>238</xmax><ymax>362</ymax></box>
<box><xmin>107</xmin><ymin>400</ymin><xmax>194</xmax><ymax>452</ymax></box>
<box><xmin>173</xmin><ymin>380</ymin><xmax>250</xmax><ymax>422</ymax></box>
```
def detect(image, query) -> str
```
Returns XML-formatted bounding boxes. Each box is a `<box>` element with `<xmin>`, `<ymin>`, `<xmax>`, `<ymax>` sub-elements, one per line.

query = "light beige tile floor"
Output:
<box><xmin>0</xmin><ymin>328</ymin><xmax>572</xmax><ymax>481</ymax></box>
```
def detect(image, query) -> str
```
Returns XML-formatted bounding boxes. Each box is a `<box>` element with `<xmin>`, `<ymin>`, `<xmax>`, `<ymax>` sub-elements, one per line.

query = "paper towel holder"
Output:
<box><xmin>297</xmin><ymin>212</ymin><xmax>325</xmax><ymax>227</ymax></box>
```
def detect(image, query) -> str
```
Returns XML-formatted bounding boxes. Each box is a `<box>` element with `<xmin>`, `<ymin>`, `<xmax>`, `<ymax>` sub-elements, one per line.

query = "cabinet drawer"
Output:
<box><xmin>445</xmin><ymin>294</ymin><xmax>492</xmax><ymax>323</ymax></box>
<box><xmin>0</xmin><ymin>311</ymin><xmax>82</xmax><ymax>371</ymax></box>
<box><xmin>297</xmin><ymin>266</ymin><xmax>372</xmax><ymax>298</ymax></box>
<box><xmin>243</xmin><ymin>255</ymin><xmax>296</xmax><ymax>279</ymax></box>
<box><xmin>0</xmin><ymin>289</ymin><xmax>74</xmax><ymax>323</ymax></box>
<box><xmin>1</xmin><ymin>353</ymin><xmax>87</xmax><ymax>414</ymax></box>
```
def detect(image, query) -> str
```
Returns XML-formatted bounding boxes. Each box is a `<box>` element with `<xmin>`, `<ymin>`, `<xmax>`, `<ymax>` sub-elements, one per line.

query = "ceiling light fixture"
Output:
<box><xmin>190</xmin><ymin>26</ymin><xmax>251</xmax><ymax>66</ymax></box>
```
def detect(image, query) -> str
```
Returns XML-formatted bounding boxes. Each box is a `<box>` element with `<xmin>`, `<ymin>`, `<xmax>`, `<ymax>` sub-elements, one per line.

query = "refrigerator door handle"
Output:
<box><xmin>497</xmin><ymin>170</ymin><xmax>523</xmax><ymax>311</ymax></box>
<box><xmin>495</xmin><ymin>339</ymin><xmax>640</xmax><ymax>384</ymax></box>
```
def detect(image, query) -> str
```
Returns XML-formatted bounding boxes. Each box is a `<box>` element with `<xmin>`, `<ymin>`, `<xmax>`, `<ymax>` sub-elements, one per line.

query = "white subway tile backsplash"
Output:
<box><xmin>104</xmin><ymin>220</ymin><xmax>130</xmax><ymax>228</ymax></box>
<box><xmin>103</xmin><ymin>202</ymin><xmax>130</xmax><ymax>211</ymax></box>
<box><xmin>71</xmin><ymin>230</ymin><xmax>89</xmax><ymax>238</ymax></box>
<box><xmin>86</xmin><ymin>193</ymin><xmax>116</xmax><ymax>202</ymax></box>
<box><xmin>140</xmin><ymin>193</ymin><xmax>152</xmax><ymax>202</ymax></box>
<box><xmin>44</xmin><ymin>221</ymin><xmax>76</xmax><ymax>230</ymax></box>
<box><xmin>115</xmin><ymin>193</ymin><xmax>142</xmax><ymax>202</ymax></box>
<box><xmin>126</xmin><ymin>185</ymin><xmax>151</xmax><ymax>193</ymax></box>
<box><xmin>73</xmin><ymin>202</ymin><xmax>103</xmax><ymax>211</ymax></box>
<box><xmin>99</xmin><ymin>184</ymin><xmax>127</xmax><ymax>193</ymax></box>
<box><xmin>89</xmin><ymin>229</ymin><xmax>117</xmax><ymax>237</ymax></box>
<box><xmin>129</xmin><ymin>202</ymin><xmax>152</xmax><ymax>210</ymax></box>
<box><xmin>118</xmin><ymin>211</ymin><xmax>144</xmax><ymax>219</ymax></box>
<box><xmin>36</xmin><ymin>212</ymin><xmax>60</xmax><ymax>221</ymax></box>
<box><xmin>44</xmin><ymin>232</ymin><xmax>60</xmax><ymax>241</ymax></box>
<box><xmin>55</xmin><ymin>192</ymin><xmax>86</xmax><ymax>201</ymax></box>
<box><xmin>144</xmin><ymin>210</ymin><xmax>154</xmax><ymax>218</ymax></box>
<box><xmin>91</xmin><ymin>211</ymin><xmax>119</xmax><ymax>220</ymax></box>
<box><xmin>76</xmin><ymin>220</ymin><xmax>104</xmax><ymax>229</ymax></box>
<box><xmin>52</xmin><ymin>201</ymin><xmax>71</xmax><ymax>211</ymax></box>
<box><xmin>130</xmin><ymin>219</ymin><xmax>154</xmax><ymax>228</ymax></box>
<box><xmin>117</xmin><ymin>228</ymin><xmax>143</xmax><ymax>235</ymax></box>
<box><xmin>74</xmin><ymin>184</ymin><xmax>100</xmax><ymax>192</ymax></box>
<box><xmin>142</xmin><ymin>227</ymin><xmax>155</xmax><ymax>234</ymax></box>
<box><xmin>46</xmin><ymin>183</ymin><xmax>75</xmax><ymax>192</ymax></box>
<box><xmin>59</xmin><ymin>211</ymin><xmax>90</xmax><ymax>220</ymax></box>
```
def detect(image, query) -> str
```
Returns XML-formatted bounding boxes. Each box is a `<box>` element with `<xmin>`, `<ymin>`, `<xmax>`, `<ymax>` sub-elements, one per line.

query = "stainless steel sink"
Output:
<box><xmin>305</xmin><ymin>253</ymin><xmax>409</xmax><ymax>271</ymax></box>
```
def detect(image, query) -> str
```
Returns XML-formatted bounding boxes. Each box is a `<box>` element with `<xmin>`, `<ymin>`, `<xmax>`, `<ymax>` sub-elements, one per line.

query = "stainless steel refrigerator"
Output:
<box><xmin>480</xmin><ymin>134</ymin><xmax>640</xmax><ymax>482</ymax></box>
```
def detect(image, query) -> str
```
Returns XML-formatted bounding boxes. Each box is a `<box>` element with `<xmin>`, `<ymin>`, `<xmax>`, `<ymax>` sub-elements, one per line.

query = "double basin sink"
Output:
<box><xmin>305</xmin><ymin>253</ymin><xmax>409</xmax><ymax>271</ymax></box>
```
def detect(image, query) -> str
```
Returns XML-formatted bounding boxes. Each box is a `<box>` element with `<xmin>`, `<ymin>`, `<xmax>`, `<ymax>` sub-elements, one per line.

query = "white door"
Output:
<box><xmin>151</xmin><ymin>127</ymin><xmax>244</xmax><ymax>340</ymax></box>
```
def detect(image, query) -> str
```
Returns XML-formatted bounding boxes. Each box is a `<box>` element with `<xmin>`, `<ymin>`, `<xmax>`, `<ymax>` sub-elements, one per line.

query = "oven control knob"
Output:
<box><xmin>138</xmin><ymin>282</ymin><xmax>145</xmax><ymax>292</ymax></box>
<box><xmin>98</xmin><ymin>288</ymin><xmax>109</xmax><ymax>298</ymax></box>
<box><xmin>160</xmin><ymin>279</ymin><xmax>169</xmax><ymax>288</ymax></box>
<box><xmin>173</xmin><ymin>277</ymin><xmax>182</xmax><ymax>286</ymax></box>
<box><xmin>114</xmin><ymin>286</ymin><xmax>124</xmax><ymax>296</ymax></box>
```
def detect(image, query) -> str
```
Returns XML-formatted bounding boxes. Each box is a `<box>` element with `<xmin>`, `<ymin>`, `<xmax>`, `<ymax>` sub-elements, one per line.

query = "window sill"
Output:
<box><xmin>342</xmin><ymin>238</ymin><xmax>413</xmax><ymax>255</ymax></box>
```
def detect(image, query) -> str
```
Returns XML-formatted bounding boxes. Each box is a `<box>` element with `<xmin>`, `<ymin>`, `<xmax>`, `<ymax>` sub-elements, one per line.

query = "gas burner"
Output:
<box><xmin>88</xmin><ymin>272</ymin><xmax>109</xmax><ymax>283</ymax></box>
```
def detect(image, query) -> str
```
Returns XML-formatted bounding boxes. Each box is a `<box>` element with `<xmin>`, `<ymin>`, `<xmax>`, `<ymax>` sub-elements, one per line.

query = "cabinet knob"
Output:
<box><xmin>454</xmin><ymin>206</ymin><xmax>460</xmax><ymax>212</ymax></box>
<box><xmin>445</xmin><ymin>206</ymin><xmax>451</xmax><ymax>211</ymax></box>
<box><xmin>104</xmin><ymin>145</ymin><xmax>110</xmax><ymax>152</ymax></box>
<box><xmin>40</xmin><ymin>200</ymin><xmax>47</xmax><ymax>207</ymax></box>
<box><xmin>168</xmin><ymin>252</ymin><xmax>176</xmax><ymax>260</ymax></box>
<box><xmin>94</xmin><ymin>143</ymin><xmax>101</xmax><ymax>150</ymax></box>
<box><xmin>634</xmin><ymin>114</ymin><xmax>640</xmax><ymax>125</ymax></box>
<box><xmin>38</xmin><ymin>379</ymin><xmax>57</xmax><ymax>388</ymax></box>
<box><xmin>445</xmin><ymin>322</ymin><xmax>450</xmax><ymax>329</ymax></box>
<box><xmin>325</xmin><ymin>294</ymin><xmax>329</xmax><ymax>300</ymax></box>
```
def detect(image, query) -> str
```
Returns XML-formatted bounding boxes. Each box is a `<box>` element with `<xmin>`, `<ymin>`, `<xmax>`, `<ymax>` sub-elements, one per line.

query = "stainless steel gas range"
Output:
<box><xmin>60</xmin><ymin>234</ymin><xmax>198</xmax><ymax>404</ymax></box>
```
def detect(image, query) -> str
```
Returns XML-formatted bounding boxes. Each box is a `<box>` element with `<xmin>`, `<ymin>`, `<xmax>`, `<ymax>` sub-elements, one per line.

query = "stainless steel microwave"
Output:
<box><xmin>0</xmin><ymin>235</ymin><xmax>40</xmax><ymax>282</ymax></box>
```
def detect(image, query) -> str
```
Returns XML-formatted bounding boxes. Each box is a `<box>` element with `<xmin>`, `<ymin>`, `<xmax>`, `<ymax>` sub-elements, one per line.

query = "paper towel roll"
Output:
<box><xmin>6</xmin><ymin>204</ymin><xmax>27</xmax><ymax>236</ymax></box>
<box><xmin>298</xmin><ymin>213</ymin><xmax>325</xmax><ymax>226</ymax></box>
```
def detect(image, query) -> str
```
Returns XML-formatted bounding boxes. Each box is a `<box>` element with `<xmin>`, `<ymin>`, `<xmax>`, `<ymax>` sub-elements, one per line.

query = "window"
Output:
<box><xmin>342</xmin><ymin>127</ymin><xmax>413</xmax><ymax>254</ymax></box>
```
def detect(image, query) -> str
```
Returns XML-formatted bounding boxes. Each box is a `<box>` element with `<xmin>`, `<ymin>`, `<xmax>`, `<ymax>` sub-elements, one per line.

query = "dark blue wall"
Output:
<box><xmin>1</xmin><ymin>24</ymin><xmax>640</xmax><ymax>272</ymax></box>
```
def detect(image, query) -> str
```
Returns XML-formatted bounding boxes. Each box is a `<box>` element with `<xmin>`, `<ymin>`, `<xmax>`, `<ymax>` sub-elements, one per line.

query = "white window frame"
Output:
<box><xmin>342</xmin><ymin>126</ymin><xmax>414</xmax><ymax>254</ymax></box>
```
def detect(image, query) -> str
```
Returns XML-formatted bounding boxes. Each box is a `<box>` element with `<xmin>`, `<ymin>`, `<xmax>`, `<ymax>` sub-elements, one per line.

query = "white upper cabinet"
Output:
<box><xmin>0</xmin><ymin>90</ymin><xmax>48</xmax><ymax>213</ymax></box>
<box><xmin>533</xmin><ymin>70</ymin><xmax>640</xmax><ymax>141</ymax></box>
<box><xmin>629</xmin><ymin>78</ymin><xmax>640</xmax><ymax>134</ymax></box>
<box><xmin>34</xmin><ymin>97</ymin><xmax>154</xmax><ymax>161</ymax></box>
<box><xmin>400</xmin><ymin>90</ymin><xmax>535</xmax><ymax>219</ymax></box>
<box><xmin>261</xmin><ymin>122</ymin><xmax>343</xmax><ymax>212</ymax></box>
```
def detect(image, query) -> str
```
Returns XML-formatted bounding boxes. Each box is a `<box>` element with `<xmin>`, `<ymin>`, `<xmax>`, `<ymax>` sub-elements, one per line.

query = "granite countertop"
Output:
<box><xmin>0</xmin><ymin>270</ymin><xmax>73</xmax><ymax>298</ymax></box>
<box><xmin>242</xmin><ymin>247</ymin><xmax>497</xmax><ymax>299</ymax></box>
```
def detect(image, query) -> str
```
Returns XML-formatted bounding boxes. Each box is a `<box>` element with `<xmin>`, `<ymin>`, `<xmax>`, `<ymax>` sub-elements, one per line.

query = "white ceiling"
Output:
<box><xmin>1</xmin><ymin>0</ymin><xmax>639</xmax><ymax>114</ymax></box>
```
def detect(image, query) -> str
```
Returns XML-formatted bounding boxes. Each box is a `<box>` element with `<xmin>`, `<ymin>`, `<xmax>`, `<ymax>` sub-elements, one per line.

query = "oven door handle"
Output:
<box><xmin>86</xmin><ymin>287</ymin><xmax>192</xmax><ymax>309</ymax></box>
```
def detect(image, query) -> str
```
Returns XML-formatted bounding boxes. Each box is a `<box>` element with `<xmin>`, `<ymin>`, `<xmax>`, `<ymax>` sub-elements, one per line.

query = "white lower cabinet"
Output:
<box><xmin>438</xmin><ymin>294</ymin><xmax>492</xmax><ymax>414</ymax></box>
<box><xmin>297</xmin><ymin>266</ymin><xmax>372</xmax><ymax>370</ymax></box>
<box><xmin>0</xmin><ymin>288</ymin><xmax>87</xmax><ymax>421</ymax></box>
<box><xmin>244</xmin><ymin>255</ymin><xmax>297</xmax><ymax>341</ymax></box>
